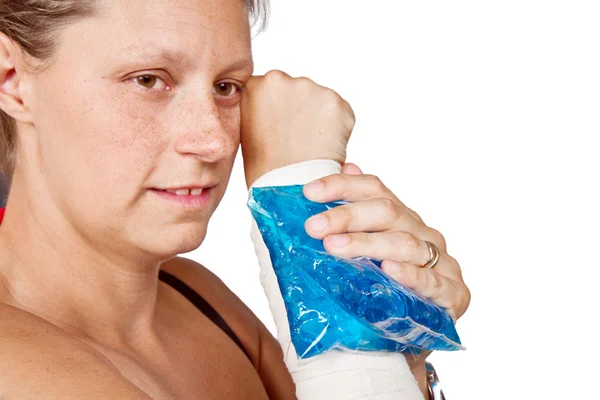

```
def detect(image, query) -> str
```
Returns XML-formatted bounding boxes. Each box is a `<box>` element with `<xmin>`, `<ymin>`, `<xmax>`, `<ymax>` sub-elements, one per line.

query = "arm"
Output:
<box><xmin>248</xmin><ymin>160</ymin><xmax>424</xmax><ymax>400</ymax></box>
<box><xmin>161</xmin><ymin>257</ymin><xmax>297</xmax><ymax>400</ymax></box>
<box><xmin>255</xmin><ymin>319</ymin><xmax>299</xmax><ymax>400</ymax></box>
<box><xmin>410</xmin><ymin>360</ymin><xmax>431</xmax><ymax>399</ymax></box>
<box><xmin>240</xmin><ymin>71</ymin><xmax>469</xmax><ymax>399</ymax></box>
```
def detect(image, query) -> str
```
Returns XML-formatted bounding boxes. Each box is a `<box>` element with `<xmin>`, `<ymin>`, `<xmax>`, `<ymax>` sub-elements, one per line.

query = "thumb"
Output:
<box><xmin>341</xmin><ymin>162</ymin><xmax>363</xmax><ymax>175</ymax></box>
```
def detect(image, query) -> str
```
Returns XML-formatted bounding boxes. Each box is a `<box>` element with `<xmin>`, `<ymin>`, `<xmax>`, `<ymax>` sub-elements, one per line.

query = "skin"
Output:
<box><xmin>0</xmin><ymin>0</ymin><xmax>470</xmax><ymax>398</ymax></box>
<box><xmin>303</xmin><ymin>163</ymin><xmax>470</xmax><ymax>395</ymax></box>
<box><xmin>0</xmin><ymin>0</ymin><xmax>252</xmax><ymax>333</ymax></box>
<box><xmin>240</xmin><ymin>70</ymin><xmax>470</xmax><ymax>320</ymax></box>
<box><xmin>241</xmin><ymin>70</ymin><xmax>471</xmax><ymax>398</ymax></box>
<box><xmin>0</xmin><ymin>0</ymin><xmax>275</xmax><ymax>398</ymax></box>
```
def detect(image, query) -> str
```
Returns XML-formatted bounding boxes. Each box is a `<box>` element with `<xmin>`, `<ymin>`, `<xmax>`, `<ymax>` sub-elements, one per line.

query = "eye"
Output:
<box><xmin>132</xmin><ymin>74</ymin><xmax>171</xmax><ymax>92</ymax></box>
<box><xmin>213</xmin><ymin>82</ymin><xmax>240</xmax><ymax>97</ymax></box>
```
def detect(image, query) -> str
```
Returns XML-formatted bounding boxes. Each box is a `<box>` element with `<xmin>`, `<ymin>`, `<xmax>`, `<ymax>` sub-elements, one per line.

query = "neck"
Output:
<box><xmin>0</xmin><ymin>182</ymin><xmax>163</xmax><ymax>345</ymax></box>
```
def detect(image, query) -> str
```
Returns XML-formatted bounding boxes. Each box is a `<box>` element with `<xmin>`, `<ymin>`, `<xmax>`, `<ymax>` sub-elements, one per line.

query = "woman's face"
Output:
<box><xmin>25</xmin><ymin>0</ymin><xmax>253</xmax><ymax>258</ymax></box>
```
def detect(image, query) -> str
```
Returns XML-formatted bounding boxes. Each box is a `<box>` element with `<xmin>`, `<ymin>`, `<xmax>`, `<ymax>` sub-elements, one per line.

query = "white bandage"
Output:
<box><xmin>249</xmin><ymin>160</ymin><xmax>423</xmax><ymax>400</ymax></box>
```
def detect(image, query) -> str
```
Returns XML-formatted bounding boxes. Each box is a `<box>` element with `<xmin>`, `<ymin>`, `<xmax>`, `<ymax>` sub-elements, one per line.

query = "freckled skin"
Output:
<box><xmin>25</xmin><ymin>0</ymin><xmax>251</xmax><ymax>259</ymax></box>
<box><xmin>0</xmin><ymin>0</ymin><xmax>301</xmax><ymax>398</ymax></box>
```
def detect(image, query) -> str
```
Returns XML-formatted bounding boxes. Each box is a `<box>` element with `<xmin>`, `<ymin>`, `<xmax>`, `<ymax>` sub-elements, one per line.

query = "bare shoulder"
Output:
<box><xmin>160</xmin><ymin>256</ymin><xmax>262</xmax><ymax>341</ymax></box>
<box><xmin>161</xmin><ymin>257</ymin><xmax>297</xmax><ymax>400</ymax></box>
<box><xmin>0</xmin><ymin>304</ymin><xmax>150</xmax><ymax>399</ymax></box>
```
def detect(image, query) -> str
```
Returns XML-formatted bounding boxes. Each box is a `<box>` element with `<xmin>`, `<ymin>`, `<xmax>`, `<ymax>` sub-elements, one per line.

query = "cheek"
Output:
<box><xmin>35</xmin><ymin>79</ymin><xmax>165</xmax><ymax>202</ymax></box>
<box><xmin>218</xmin><ymin>104</ymin><xmax>242</xmax><ymax>150</ymax></box>
<box><xmin>99</xmin><ymin>103</ymin><xmax>166</xmax><ymax>185</ymax></box>
<box><xmin>34</xmin><ymin>71</ymin><xmax>241</xmax><ymax>205</ymax></box>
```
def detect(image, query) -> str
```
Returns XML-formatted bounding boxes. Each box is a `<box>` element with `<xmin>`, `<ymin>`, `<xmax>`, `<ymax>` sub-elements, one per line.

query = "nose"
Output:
<box><xmin>172</xmin><ymin>94</ymin><xmax>238</xmax><ymax>163</ymax></box>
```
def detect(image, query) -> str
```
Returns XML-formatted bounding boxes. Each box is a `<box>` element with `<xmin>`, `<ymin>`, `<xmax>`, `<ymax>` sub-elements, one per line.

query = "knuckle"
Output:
<box><xmin>326</xmin><ymin>88</ymin><xmax>344</xmax><ymax>102</ymax></box>
<box><xmin>363</xmin><ymin>232</ymin><xmax>373</xmax><ymax>245</ymax></box>
<box><xmin>321</xmin><ymin>173</ymin><xmax>341</xmax><ymax>190</ymax></box>
<box><xmin>336</xmin><ymin>206</ymin><xmax>354</xmax><ymax>227</ymax></box>
<box><xmin>407</xmin><ymin>207</ymin><xmax>424</xmax><ymax>223</ymax></box>
<box><xmin>323</xmin><ymin>89</ymin><xmax>345</xmax><ymax>111</ymax></box>
<box><xmin>429</xmin><ymin>272</ymin><xmax>444</xmax><ymax>295</ymax></box>
<box><xmin>346</xmin><ymin>119</ymin><xmax>356</xmax><ymax>132</ymax></box>
<box><xmin>395</xmin><ymin>231</ymin><xmax>420</xmax><ymax>250</ymax></box>
<box><xmin>450</xmin><ymin>283</ymin><xmax>471</xmax><ymax>320</ymax></box>
<box><xmin>426</xmin><ymin>227</ymin><xmax>447</xmax><ymax>251</ymax></box>
<box><xmin>459</xmin><ymin>282</ymin><xmax>471</xmax><ymax>309</ymax></box>
<box><xmin>331</xmin><ymin>172</ymin><xmax>345</xmax><ymax>185</ymax></box>
<box><xmin>463</xmin><ymin>286</ymin><xmax>472</xmax><ymax>312</ymax></box>
<box><xmin>365</xmin><ymin>174</ymin><xmax>385</xmax><ymax>190</ymax></box>
<box><xmin>334</xmin><ymin>173</ymin><xmax>353</xmax><ymax>194</ymax></box>
<box><xmin>354</xmin><ymin>232</ymin><xmax>371</xmax><ymax>245</ymax></box>
<box><xmin>447</xmin><ymin>256</ymin><xmax>464</xmax><ymax>276</ymax></box>
<box><xmin>264</xmin><ymin>69</ymin><xmax>289</xmax><ymax>82</ymax></box>
<box><xmin>344</xmin><ymin>100</ymin><xmax>355</xmax><ymax>116</ymax></box>
<box><xmin>462</xmin><ymin>288</ymin><xmax>471</xmax><ymax>310</ymax></box>
<box><xmin>380</xmin><ymin>198</ymin><xmax>400</xmax><ymax>220</ymax></box>
<box><xmin>346</xmin><ymin>106</ymin><xmax>356</xmax><ymax>129</ymax></box>
<box><xmin>411</xmin><ymin>266</ymin><xmax>425</xmax><ymax>289</ymax></box>
<box><xmin>297</xmin><ymin>76</ymin><xmax>316</xmax><ymax>86</ymax></box>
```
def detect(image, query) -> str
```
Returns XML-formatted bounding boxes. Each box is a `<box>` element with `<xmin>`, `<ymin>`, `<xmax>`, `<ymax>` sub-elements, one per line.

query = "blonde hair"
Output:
<box><xmin>0</xmin><ymin>0</ymin><xmax>268</xmax><ymax>188</ymax></box>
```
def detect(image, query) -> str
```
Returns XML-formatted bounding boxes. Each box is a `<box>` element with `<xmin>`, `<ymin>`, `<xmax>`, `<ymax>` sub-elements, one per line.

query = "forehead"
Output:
<box><xmin>91</xmin><ymin>0</ymin><xmax>252</xmax><ymax>63</ymax></box>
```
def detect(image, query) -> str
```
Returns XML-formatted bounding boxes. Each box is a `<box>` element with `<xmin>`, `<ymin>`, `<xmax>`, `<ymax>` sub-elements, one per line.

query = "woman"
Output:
<box><xmin>0</xmin><ymin>0</ymin><xmax>470</xmax><ymax>398</ymax></box>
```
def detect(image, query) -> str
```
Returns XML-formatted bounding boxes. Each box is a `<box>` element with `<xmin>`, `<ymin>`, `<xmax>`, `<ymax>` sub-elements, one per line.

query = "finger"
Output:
<box><xmin>244</xmin><ymin>70</ymin><xmax>291</xmax><ymax>92</ymax></box>
<box><xmin>381</xmin><ymin>260</ymin><xmax>471</xmax><ymax>321</ymax></box>
<box><xmin>341</xmin><ymin>162</ymin><xmax>363</xmax><ymax>175</ymax></box>
<box><xmin>242</xmin><ymin>74</ymin><xmax>265</xmax><ymax>92</ymax></box>
<box><xmin>303</xmin><ymin>173</ymin><xmax>398</xmax><ymax>204</ymax></box>
<box><xmin>344</xmin><ymin>101</ymin><xmax>356</xmax><ymax>132</ymax></box>
<box><xmin>321</xmin><ymin>231</ymin><xmax>430</xmax><ymax>266</ymax></box>
<box><xmin>305</xmin><ymin>198</ymin><xmax>421</xmax><ymax>239</ymax></box>
<box><xmin>303</xmin><ymin>173</ymin><xmax>427</xmax><ymax>232</ymax></box>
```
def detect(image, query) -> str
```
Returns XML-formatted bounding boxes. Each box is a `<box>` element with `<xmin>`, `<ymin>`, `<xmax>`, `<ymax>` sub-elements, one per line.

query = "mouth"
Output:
<box><xmin>149</xmin><ymin>185</ymin><xmax>216</xmax><ymax>209</ymax></box>
<box><xmin>158</xmin><ymin>188</ymin><xmax>205</xmax><ymax>196</ymax></box>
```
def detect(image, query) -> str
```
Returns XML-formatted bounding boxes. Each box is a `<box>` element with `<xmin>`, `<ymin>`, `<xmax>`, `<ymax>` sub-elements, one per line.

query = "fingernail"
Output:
<box><xmin>304</xmin><ymin>180</ymin><xmax>324</xmax><ymax>194</ymax></box>
<box><xmin>306</xmin><ymin>216</ymin><xmax>328</xmax><ymax>232</ymax></box>
<box><xmin>329</xmin><ymin>234</ymin><xmax>350</xmax><ymax>247</ymax></box>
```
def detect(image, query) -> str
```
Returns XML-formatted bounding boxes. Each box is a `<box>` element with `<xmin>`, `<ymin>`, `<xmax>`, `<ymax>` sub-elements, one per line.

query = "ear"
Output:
<box><xmin>0</xmin><ymin>32</ymin><xmax>34</xmax><ymax>124</ymax></box>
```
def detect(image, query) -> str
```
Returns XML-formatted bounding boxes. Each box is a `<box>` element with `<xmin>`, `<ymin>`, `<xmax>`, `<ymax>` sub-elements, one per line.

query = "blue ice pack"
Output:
<box><xmin>248</xmin><ymin>185</ymin><xmax>463</xmax><ymax>359</ymax></box>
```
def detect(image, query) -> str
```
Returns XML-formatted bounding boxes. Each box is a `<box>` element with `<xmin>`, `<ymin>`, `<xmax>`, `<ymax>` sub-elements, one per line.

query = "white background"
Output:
<box><xmin>186</xmin><ymin>1</ymin><xmax>600</xmax><ymax>399</ymax></box>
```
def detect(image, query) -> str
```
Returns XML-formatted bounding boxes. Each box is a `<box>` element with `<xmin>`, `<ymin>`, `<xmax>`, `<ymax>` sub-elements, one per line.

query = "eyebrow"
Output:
<box><xmin>219</xmin><ymin>58</ymin><xmax>254</xmax><ymax>76</ymax></box>
<box><xmin>120</xmin><ymin>44</ymin><xmax>196</xmax><ymax>68</ymax></box>
<box><xmin>119</xmin><ymin>44</ymin><xmax>254</xmax><ymax>75</ymax></box>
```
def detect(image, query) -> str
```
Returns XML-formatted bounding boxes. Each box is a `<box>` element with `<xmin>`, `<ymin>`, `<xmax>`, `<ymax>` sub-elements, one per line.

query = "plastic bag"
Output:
<box><xmin>248</xmin><ymin>185</ymin><xmax>464</xmax><ymax>359</ymax></box>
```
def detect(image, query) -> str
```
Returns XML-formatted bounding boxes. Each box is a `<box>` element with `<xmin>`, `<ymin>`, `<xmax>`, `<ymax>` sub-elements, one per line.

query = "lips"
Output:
<box><xmin>150</xmin><ymin>185</ymin><xmax>213</xmax><ymax>209</ymax></box>
<box><xmin>162</xmin><ymin>188</ymin><xmax>204</xmax><ymax>196</ymax></box>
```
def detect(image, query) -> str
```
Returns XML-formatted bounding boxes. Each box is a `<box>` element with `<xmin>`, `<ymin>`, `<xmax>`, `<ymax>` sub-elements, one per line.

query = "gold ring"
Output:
<box><xmin>420</xmin><ymin>241</ymin><xmax>440</xmax><ymax>269</ymax></box>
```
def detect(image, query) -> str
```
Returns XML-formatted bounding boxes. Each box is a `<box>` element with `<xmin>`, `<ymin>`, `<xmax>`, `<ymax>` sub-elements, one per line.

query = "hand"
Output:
<box><xmin>303</xmin><ymin>163</ymin><xmax>471</xmax><ymax>324</ymax></box>
<box><xmin>304</xmin><ymin>163</ymin><xmax>470</xmax><ymax>379</ymax></box>
<box><xmin>240</xmin><ymin>70</ymin><xmax>355</xmax><ymax>187</ymax></box>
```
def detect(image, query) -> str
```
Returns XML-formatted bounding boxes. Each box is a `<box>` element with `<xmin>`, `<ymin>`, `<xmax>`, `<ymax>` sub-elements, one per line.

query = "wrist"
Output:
<box><xmin>408</xmin><ymin>358</ymin><xmax>430</xmax><ymax>399</ymax></box>
<box><xmin>241</xmin><ymin>148</ymin><xmax>346</xmax><ymax>188</ymax></box>
<box><xmin>244</xmin><ymin>157</ymin><xmax>342</xmax><ymax>189</ymax></box>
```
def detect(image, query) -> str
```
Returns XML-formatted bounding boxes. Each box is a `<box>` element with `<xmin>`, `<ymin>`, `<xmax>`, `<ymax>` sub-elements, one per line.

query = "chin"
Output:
<box><xmin>142</xmin><ymin>222</ymin><xmax>209</xmax><ymax>259</ymax></box>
